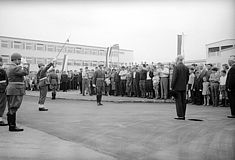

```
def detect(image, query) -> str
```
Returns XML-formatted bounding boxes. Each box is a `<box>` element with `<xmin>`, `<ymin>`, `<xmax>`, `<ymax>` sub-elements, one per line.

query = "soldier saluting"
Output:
<box><xmin>0</xmin><ymin>56</ymin><xmax>8</xmax><ymax>126</ymax></box>
<box><xmin>93</xmin><ymin>64</ymin><xmax>105</xmax><ymax>106</ymax></box>
<box><xmin>37</xmin><ymin>60</ymin><xmax>56</xmax><ymax>111</ymax></box>
<box><xmin>5</xmin><ymin>53</ymin><xmax>29</xmax><ymax>132</ymax></box>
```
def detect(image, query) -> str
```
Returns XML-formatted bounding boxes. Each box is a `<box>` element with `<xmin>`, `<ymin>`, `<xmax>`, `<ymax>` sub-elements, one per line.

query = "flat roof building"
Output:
<box><xmin>206</xmin><ymin>39</ymin><xmax>235</xmax><ymax>68</ymax></box>
<box><xmin>0</xmin><ymin>36</ymin><xmax>134</xmax><ymax>71</ymax></box>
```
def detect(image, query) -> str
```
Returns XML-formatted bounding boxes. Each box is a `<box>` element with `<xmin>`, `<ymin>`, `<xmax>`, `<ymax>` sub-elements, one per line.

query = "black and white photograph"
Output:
<box><xmin>0</xmin><ymin>0</ymin><xmax>235</xmax><ymax>159</ymax></box>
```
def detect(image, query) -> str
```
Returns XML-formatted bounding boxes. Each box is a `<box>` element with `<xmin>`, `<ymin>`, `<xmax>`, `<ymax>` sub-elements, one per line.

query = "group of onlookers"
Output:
<box><xmin>23</xmin><ymin>59</ymin><xmax>232</xmax><ymax>109</ymax></box>
<box><xmin>187</xmin><ymin>63</ymin><xmax>230</xmax><ymax>107</ymax></box>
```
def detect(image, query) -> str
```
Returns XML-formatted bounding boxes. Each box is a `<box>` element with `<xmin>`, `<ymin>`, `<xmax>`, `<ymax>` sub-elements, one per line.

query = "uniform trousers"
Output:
<box><xmin>0</xmin><ymin>92</ymin><xmax>7</xmax><ymax>117</ymax></box>
<box><xmin>7</xmin><ymin>95</ymin><xmax>23</xmax><ymax>115</ymax></box>
<box><xmin>38</xmin><ymin>85</ymin><xmax>48</xmax><ymax>105</ymax></box>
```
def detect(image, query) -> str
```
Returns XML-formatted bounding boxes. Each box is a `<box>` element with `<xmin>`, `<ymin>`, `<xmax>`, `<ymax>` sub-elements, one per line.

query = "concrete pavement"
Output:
<box><xmin>25</xmin><ymin>90</ymin><xmax>174</xmax><ymax>103</ymax></box>
<box><xmin>0</xmin><ymin>96</ymin><xmax>234</xmax><ymax>160</ymax></box>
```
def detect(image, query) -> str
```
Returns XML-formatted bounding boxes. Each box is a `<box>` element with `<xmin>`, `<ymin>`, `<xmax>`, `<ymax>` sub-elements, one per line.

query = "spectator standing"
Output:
<box><xmin>119</xmin><ymin>66</ymin><xmax>127</xmax><ymax>96</ymax></box>
<box><xmin>114</xmin><ymin>68</ymin><xmax>120</xmax><ymax>96</ymax></box>
<box><xmin>139</xmin><ymin>65</ymin><xmax>147</xmax><ymax>98</ymax></box>
<box><xmin>82</xmin><ymin>67</ymin><xmax>90</xmax><ymax>96</ymax></box>
<box><xmin>188</xmin><ymin>67</ymin><xmax>195</xmax><ymax>103</ymax></box>
<box><xmin>193</xmin><ymin>70</ymin><xmax>203</xmax><ymax>105</ymax></box>
<box><xmin>202</xmin><ymin>76</ymin><xmax>210</xmax><ymax>106</ymax></box>
<box><xmin>78</xmin><ymin>68</ymin><xmax>83</xmax><ymax>94</ymax></box>
<box><xmin>132</xmin><ymin>66</ymin><xmax>140</xmax><ymax>97</ymax></box>
<box><xmin>153</xmin><ymin>67</ymin><xmax>160</xmax><ymax>99</ymax></box>
<box><xmin>110</xmin><ymin>68</ymin><xmax>117</xmax><ymax>96</ymax></box>
<box><xmin>126</xmin><ymin>67</ymin><xmax>133</xmax><ymax>97</ymax></box>
<box><xmin>61</xmin><ymin>71</ymin><xmax>68</xmax><ymax>92</ymax></box>
<box><xmin>146</xmin><ymin>66</ymin><xmax>154</xmax><ymax>99</ymax></box>
<box><xmin>159</xmin><ymin>63</ymin><xmax>169</xmax><ymax>100</ymax></box>
<box><xmin>209</xmin><ymin>67</ymin><xmax>220</xmax><ymax>107</ymax></box>
<box><xmin>220</xmin><ymin>70</ymin><xmax>227</xmax><ymax>107</ymax></box>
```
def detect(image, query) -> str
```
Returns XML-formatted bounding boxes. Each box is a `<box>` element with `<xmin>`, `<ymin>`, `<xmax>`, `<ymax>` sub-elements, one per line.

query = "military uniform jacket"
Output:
<box><xmin>0</xmin><ymin>68</ymin><xmax>8</xmax><ymax>93</ymax></box>
<box><xmin>6</xmin><ymin>62</ymin><xmax>29</xmax><ymax>95</ymax></box>
<box><xmin>49</xmin><ymin>73</ymin><xmax>58</xmax><ymax>86</ymax></box>
<box><xmin>93</xmin><ymin>69</ymin><xmax>105</xmax><ymax>87</ymax></box>
<box><xmin>37</xmin><ymin>63</ymin><xmax>53</xmax><ymax>87</ymax></box>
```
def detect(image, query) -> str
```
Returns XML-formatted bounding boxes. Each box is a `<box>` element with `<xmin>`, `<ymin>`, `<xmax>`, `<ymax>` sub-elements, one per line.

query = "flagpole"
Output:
<box><xmin>56</xmin><ymin>34</ymin><xmax>71</xmax><ymax>59</ymax></box>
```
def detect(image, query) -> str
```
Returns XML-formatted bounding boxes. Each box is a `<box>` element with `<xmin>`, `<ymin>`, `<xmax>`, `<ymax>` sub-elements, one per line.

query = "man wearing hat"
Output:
<box><xmin>37</xmin><ymin>60</ymin><xmax>55</xmax><ymax>111</ymax></box>
<box><xmin>0</xmin><ymin>56</ymin><xmax>8</xmax><ymax>126</ymax></box>
<box><xmin>5</xmin><ymin>53</ymin><xmax>29</xmax><ymax>131</ymax></box>
<box><xmin>93</xmin><ymin>64</ymin><xmax>105</xmax><ymax>106</ymax></box>
<box><xmin>226</xmin><ymin>56</ymin><xmax>235</xmax><ymax>118</ymax></box>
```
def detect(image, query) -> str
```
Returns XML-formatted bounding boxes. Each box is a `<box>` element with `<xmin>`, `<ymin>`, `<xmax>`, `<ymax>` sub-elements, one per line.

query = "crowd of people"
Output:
<box><xmin>23</xmin><ymin>58</ymin><xmax>233</xmax><ymax>108</ymax></box>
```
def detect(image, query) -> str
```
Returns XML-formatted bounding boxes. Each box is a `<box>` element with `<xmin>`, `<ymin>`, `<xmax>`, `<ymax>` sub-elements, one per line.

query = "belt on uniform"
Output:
<box><xmin>8</xmin><ymin>82</ymin><xmax>24</xmax><ymax>85</ymax></box>
<box><xmin>40</xmin><ymin>77</ymin><xmax>47</xmax><ymax>81</ymax></box>
<box><xmin>96</xmin><ymin>78</ymin><xmax>104</xmax><ymax>80</ymax></box>
<box><xmin>0</xmin><ymin>80</ymin><xmax>6</xmax><ymax>83</ymax></box>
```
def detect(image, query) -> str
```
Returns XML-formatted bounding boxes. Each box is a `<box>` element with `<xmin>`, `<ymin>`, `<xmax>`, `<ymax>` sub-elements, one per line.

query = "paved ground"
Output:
<box><xmin>0</xmin><ymin>96</ymin><xmax>234</xmax><ymax>160</ymax></box>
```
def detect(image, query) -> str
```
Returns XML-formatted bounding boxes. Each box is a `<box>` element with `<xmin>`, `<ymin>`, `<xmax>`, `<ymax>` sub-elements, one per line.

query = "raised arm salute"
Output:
<box><xmin>37</xmin><ymin>60</ymin><xmax>55</xmax><ymax>111</ymax></box>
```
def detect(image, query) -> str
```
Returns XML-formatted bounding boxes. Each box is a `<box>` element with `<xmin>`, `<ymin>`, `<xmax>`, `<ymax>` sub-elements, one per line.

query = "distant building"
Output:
<box><xmin>0</xmin><ymin>36</ymin><xmax>134</xmax><ymax>71</ymax></box>
<box><xmin>184</xmin><ymin>59</ymin><xmax>206</xmax><ymax>67</ymax></box>
<box><xmin>206</xmin><ymin>39</ymin><xmax>235</xmax><ymax>68</ymax></box>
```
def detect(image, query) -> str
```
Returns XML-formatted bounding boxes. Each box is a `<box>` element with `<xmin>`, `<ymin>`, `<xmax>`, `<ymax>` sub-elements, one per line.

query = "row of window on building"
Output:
<box><xmin>207</xmin><ymin>44</ymin><xmax>234</xmax><ymax>57</ymax></box>
<box><xmin>0</xmin><ymin>55</ymin><xmax>127</xmax><ymax>67</ymax></box>
<box><xmin>0</xmin><ymin>39</ymin><xmax>119</xmax><ymax>57</ymax></box>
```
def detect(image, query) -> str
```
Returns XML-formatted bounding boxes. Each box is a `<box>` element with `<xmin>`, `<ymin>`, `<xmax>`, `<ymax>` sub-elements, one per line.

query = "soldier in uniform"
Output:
<box><xmin>37</xmin><ymin>61</ymin><xmax>55</xmax><ymax>111</ymax></box>
<box><xmin>93</xmin><ymin>64</ymin><xmax>105</xmax><ymax>106</ymax></box>
<box><xmin>48</xmin><ymin>68</ymin><xmax>58</xmax><ymax>100</ymax></box>
<box><xmin>6</xmin><ymin>53</ymin><xmax>29</xmax><ymax>131</ymax></box>
<box><xmin>0</xmin><ymin>56</ymin><xmax>8</xmax><ymax>126</ymax></box>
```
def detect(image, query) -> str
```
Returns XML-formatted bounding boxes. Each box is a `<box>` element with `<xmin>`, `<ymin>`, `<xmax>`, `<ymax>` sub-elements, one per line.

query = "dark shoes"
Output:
<box><xmin>0</xmin><ymin>121</ymin><xmax>8</xmax><ymax>126</ymax></box>
<box><xmin>39</xmin><ymin>107</ymin><xmax>48</xmax><ymax>111</ymax></box>
<box><xmin>227</xmin><ymin>115</ymin><xmax>235</xmax><ymax>118</ymax></box>
<box><xmin>97</xmin><ymin>103</ymin><xmax>103</xmax><ymax>106</ymax></box>
<box><xmin>174</xmin><ymin>117</ymin><xmax>185</xmax><ymax>120</ymax></box>
<box><xmin>9</xmin><ymin>125</ymin><xmax>24</xmax><ymax>132</ymax></box>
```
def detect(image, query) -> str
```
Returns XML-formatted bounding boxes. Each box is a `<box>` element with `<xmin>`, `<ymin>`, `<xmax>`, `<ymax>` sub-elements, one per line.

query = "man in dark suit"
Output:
<box><xmin>226</xmin><ymin>56</ymin><xmax>235</xmax><ymax>118</ymax></box>
<box><xmin>171</xmin><ymin>55</ymin><xmax>189</xmax><ymax>120</ymax></box>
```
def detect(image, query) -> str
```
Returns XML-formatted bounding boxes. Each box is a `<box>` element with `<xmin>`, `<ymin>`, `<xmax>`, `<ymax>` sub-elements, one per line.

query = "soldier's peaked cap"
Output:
<box><xmin>11</xmin><ymin>53</ymin><xmax>22</xmax><ymax>61</ymax></box>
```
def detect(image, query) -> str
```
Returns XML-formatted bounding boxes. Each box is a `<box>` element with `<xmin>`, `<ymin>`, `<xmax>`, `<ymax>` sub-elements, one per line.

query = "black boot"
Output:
<box><xmin>8</xmin><ymin>113</ymin><xmax>24</xmax><ymax>132</ymax></box>
<box><xmin>97</xmin><ymin>95</ymin><xmax>103</xmax><ymax>106</ymax></box>
<box><xmin>52</xmin><ymin>92</ymin><xmax>55</xmax><ymax>99</ymax></box>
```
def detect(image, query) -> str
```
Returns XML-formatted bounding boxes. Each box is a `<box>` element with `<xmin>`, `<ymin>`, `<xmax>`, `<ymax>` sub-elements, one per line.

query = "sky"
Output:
<box><xmin>0</xmin><ymin>0</ymin><xmax>234</xmax><ymax>63</ymax></box>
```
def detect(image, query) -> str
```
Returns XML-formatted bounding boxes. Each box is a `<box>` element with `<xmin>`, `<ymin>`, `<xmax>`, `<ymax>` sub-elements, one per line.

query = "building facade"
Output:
<box><xmin>206</xmin><ymin>39</ymin><xmax>235</xmax><ymax>68</ymax></box>
<box><xmin>0</xmin><ymin>36</ymin><xmax>134</xmax><ymax>71</ymax></box>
